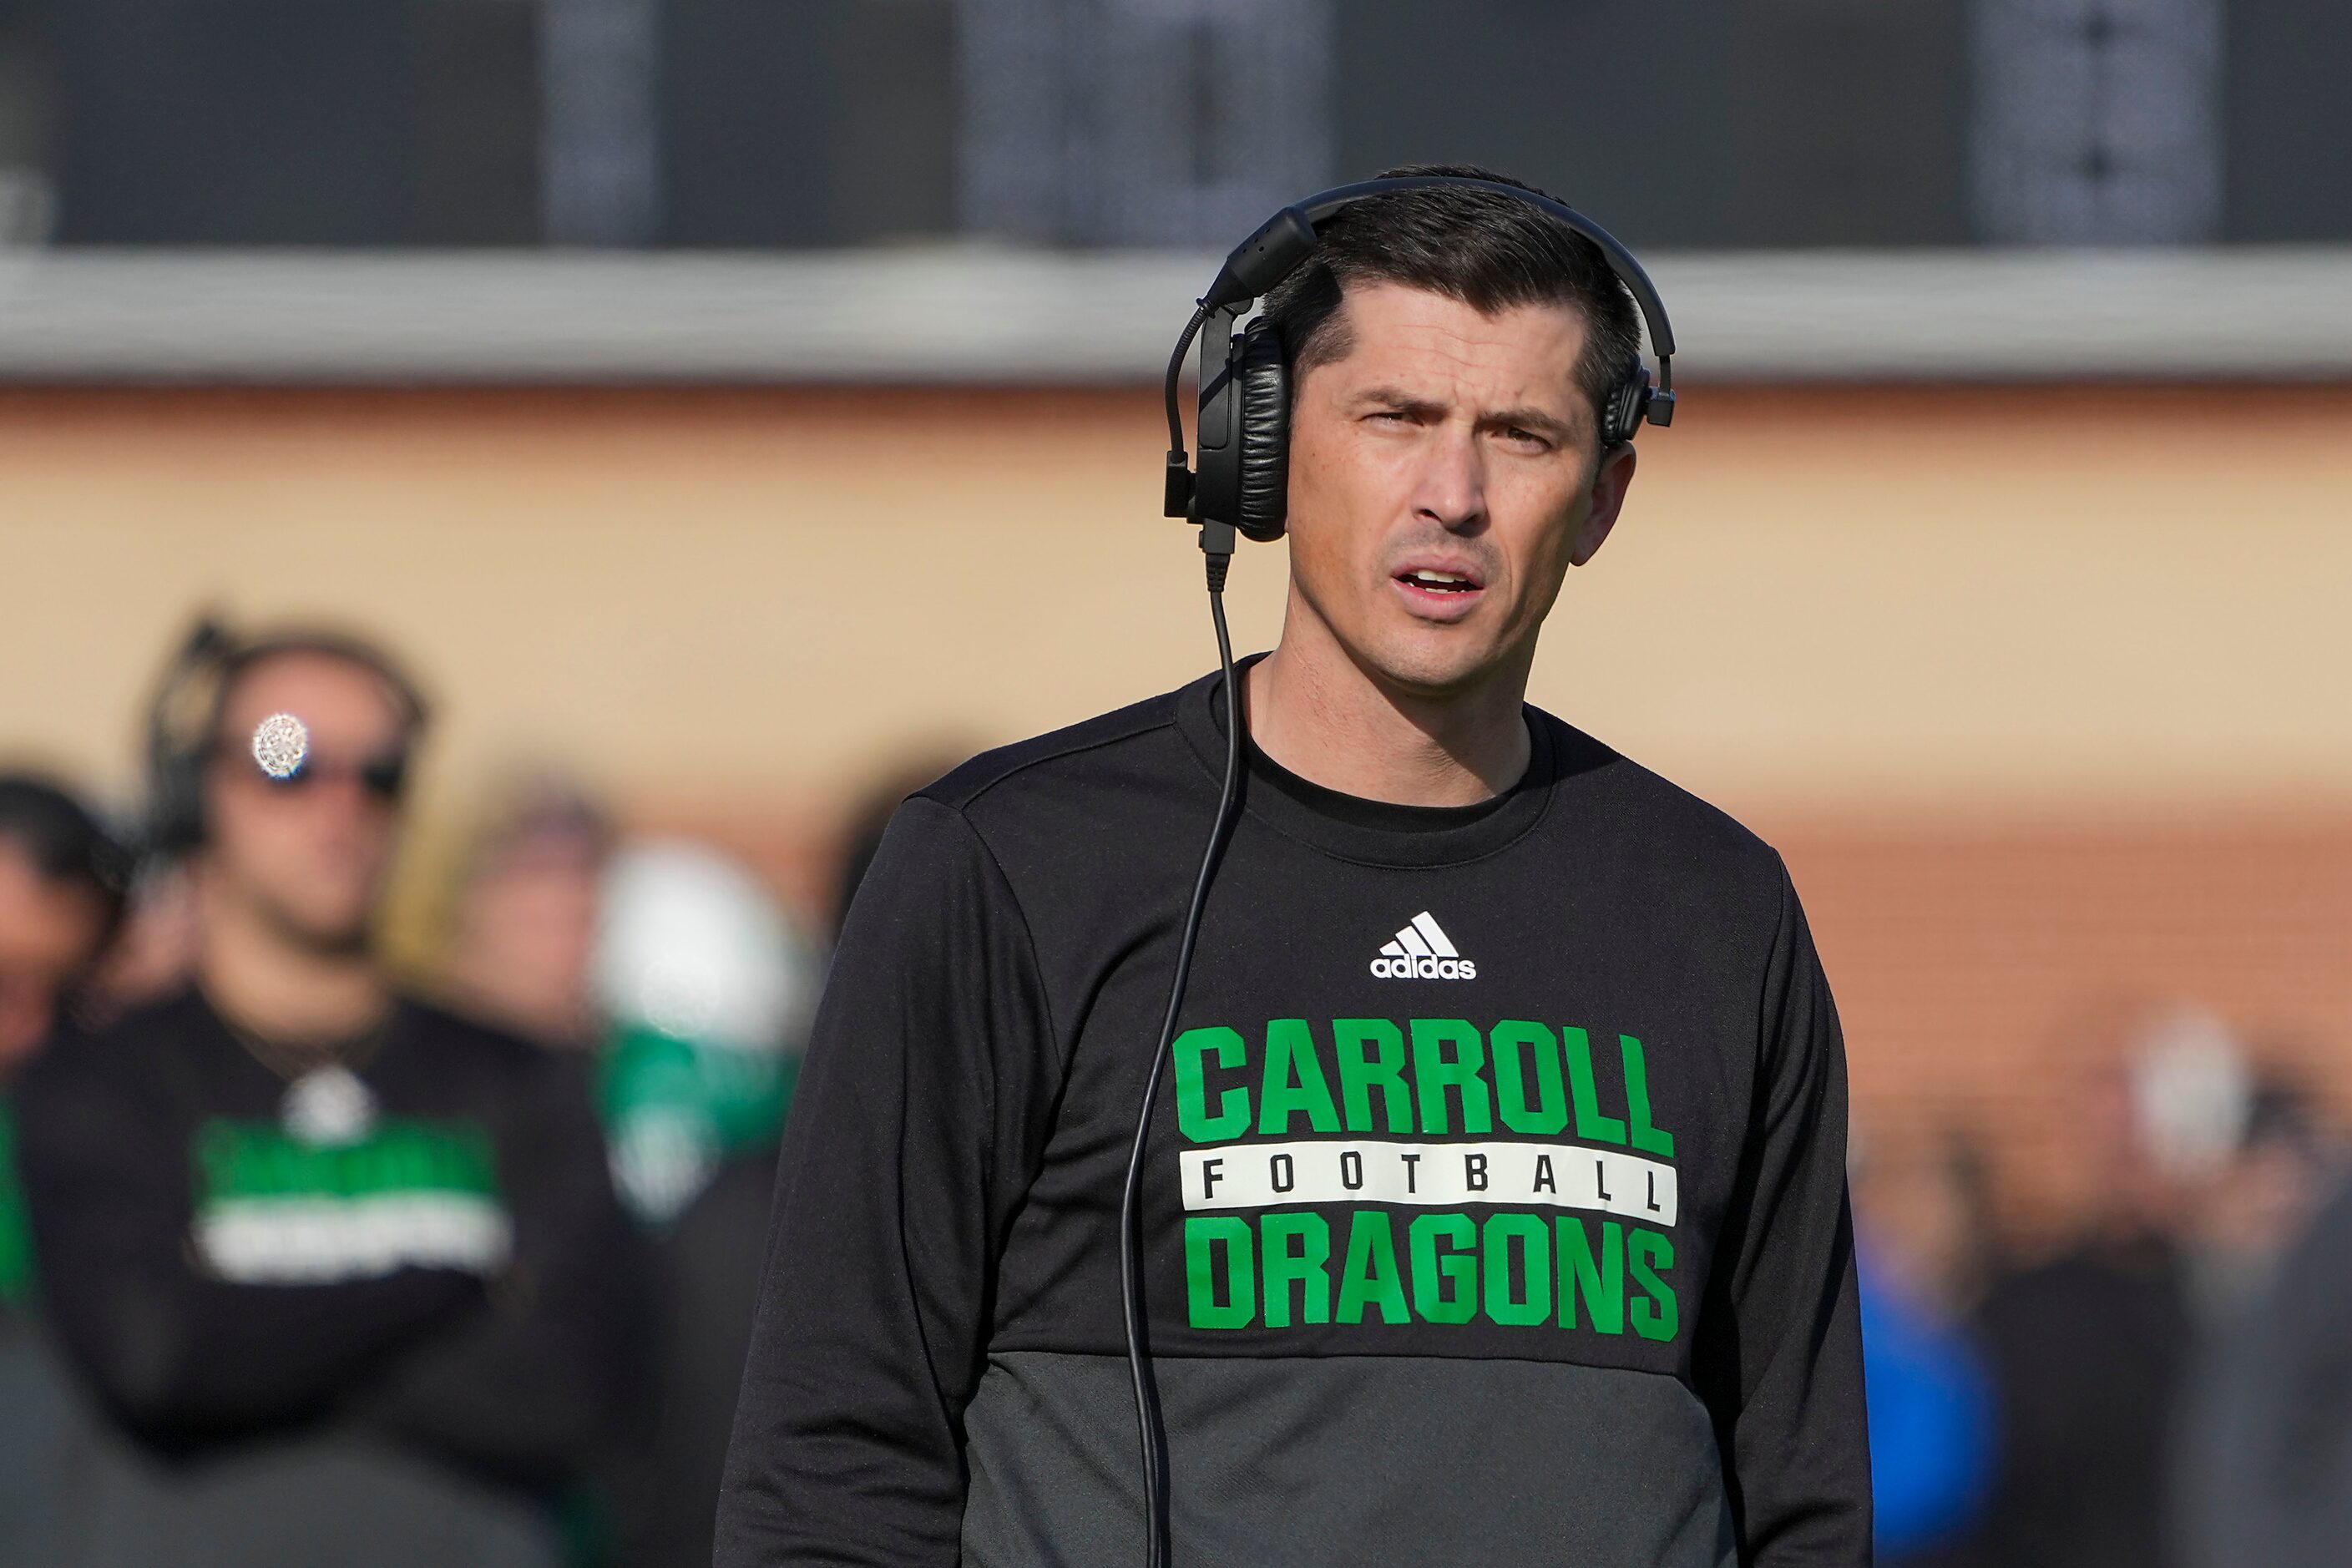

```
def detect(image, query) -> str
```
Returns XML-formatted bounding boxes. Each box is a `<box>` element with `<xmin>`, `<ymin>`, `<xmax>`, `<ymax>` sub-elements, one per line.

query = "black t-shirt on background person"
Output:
<box><xmin>617</xmin><ymin>1148</ymin><xmax>783</xmax><ymax>1568</ymax></box>
<box><xmin>717</xmin><ymin>665</ymin><xmax>1871</xmax><ymax>1567</ymax></box>
<box><xmin>14</xmin><ymin>986</ymin><xmax>650</xmax><ymax>1498</ymax></box>
<box><xmin>1961</xmin><ymin>1233</ymin><xmax>2193</xmax><ymax>1568</ymax></box>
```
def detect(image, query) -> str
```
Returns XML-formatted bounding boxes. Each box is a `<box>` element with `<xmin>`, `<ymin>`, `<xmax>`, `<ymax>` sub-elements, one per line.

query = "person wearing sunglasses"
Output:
<box><xmin>14</xmin><ymin>624</ymin><xmax>650</xmax><ymax>1568</ymax></box>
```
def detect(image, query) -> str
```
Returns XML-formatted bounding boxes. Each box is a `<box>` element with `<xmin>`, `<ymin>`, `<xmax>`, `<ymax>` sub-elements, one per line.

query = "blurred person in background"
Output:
<box><xmin>443</xmin><ymin>772</ymin><xmax>615</xmax><ymax>1049</ymax></box>
<box><xmin>0</xmin><ymin>773</ymin><xmax>128</xmax><ymax>1100</ymax></box>
<box><xmin>14</xmin><ymin>622</ymin><xmax>650</xmax><ymax>1568</ymax></box>
<box><xmin>0</xmin><ymin>773</ymin><xmax>128</xmax><ymax>1566</ymax></box>
<box><xmin>2169</xmin><ymin>1073</ymin><xmax>2340</xmax><ymax>1568</ymax></box>
<box><xmin>93</xmin><ymin>857</ymin><xmax>204</xmax><ymax>1014</ymax></box>
<box><xmin>0</xmin><ymin>771</ymin><xmax>128</xmax><ymax>1307</ymax></box>
<box><xmin>1956</xmin><ymin>1005</ymin><xmax>2253</xmax><ymax>1568</ymax></box>
<box><xmin>1850</xmin><ymin>1121</ymin><xmax>1998</xmax><ymax>1565</ymax></box>
<box><xmin>592</xmin><ymin>839</ymin><xmax>815</xmax><ymax>1568</ymax></box>
<box><xmin>2174</xmin><ymin>1142</ymin><xmax>2352</xmax><ymax>1567</ymax></box>
<box><xmin>2173</xmin><ymin>1075</ymin><xmax>2334</xmax><ymax>1319</ymax></box>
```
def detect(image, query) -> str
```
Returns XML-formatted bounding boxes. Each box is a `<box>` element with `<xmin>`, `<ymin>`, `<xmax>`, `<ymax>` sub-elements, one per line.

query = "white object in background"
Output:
<box><xmin>593</xmin><ymin>838</ymin><xmax>815</xmax><ymax>1053</ymax></box>
<box><xmin>2127</xmin><ymin>1006</ymin><xmax>2253</xmax><ymax>1182</ymax></box>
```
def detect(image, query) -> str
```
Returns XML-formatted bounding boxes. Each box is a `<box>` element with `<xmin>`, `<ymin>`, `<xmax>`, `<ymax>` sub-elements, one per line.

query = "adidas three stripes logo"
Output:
<box><xmin>1368</xmin><ymin>912</ymin><xmax>1478</xmax><ymax>980</ymax></box>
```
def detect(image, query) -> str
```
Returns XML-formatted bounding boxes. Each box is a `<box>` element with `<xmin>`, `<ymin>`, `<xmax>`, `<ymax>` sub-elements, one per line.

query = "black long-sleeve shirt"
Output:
<box><xmin>719</xmin><ymin>670</ymin><xmax>1870</xmax><ymax>1566</ymax></box>
<box><xmin>15</xmin><ymin>986</ymin><xmax>650</xmax><ymax>1493</ymax></box>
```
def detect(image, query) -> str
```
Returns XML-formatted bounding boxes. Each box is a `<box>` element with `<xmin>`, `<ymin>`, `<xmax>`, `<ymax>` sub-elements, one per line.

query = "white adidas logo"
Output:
<box><xmin>1368</xmin><ymin>911</ymin><xmax>1478</xmax><ymax>980</ymax></box>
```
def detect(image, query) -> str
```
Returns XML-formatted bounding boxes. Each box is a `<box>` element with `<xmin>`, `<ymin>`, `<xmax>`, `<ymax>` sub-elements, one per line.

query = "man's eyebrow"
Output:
<box><xmin>1348</xmin><ymin>385</ymin><xmax>1448</xmax><ymax>419</ymax></box>
<box><xmin>1348</xmin><ymin>386</ymin><xmax>1579</xmax><ymax>440</ymax></box>
<box><xmin>1483</xmin><ymin>403</ymin><xmax>1576</xmax><ymax>439</ymax></box>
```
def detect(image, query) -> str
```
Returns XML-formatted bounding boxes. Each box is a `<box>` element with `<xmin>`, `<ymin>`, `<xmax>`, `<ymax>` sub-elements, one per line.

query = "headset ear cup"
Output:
<box><xmin>1233</xmin><ymin>321</ymin><xmax>1291</xmax><ymax>543</ymax></box>
<box><xmin>142</xmin><ymin>620</ymin><xmax>235</xmax><ymax>857</ymax></box>
<box><xmin>1603</xmin><ymin>366</ymin><xmax>1651</xmax><ymax>449</ymax></box>
<box><xmin>144</xmin><ymin>708</ymin><xmax>210</xmax><ymax>859</ymax></box>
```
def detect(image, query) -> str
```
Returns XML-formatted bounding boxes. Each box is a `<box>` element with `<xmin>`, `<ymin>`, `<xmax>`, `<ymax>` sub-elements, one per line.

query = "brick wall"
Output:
<box><xmin>1773</xmin><ymin>812</ymin><xmax>2352</xmax><ymax>1241</ymax></box>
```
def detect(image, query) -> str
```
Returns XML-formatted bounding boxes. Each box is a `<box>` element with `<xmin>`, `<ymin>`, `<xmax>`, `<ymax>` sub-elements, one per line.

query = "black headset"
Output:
<box><xmin>143</xmin><ymin>618</ymin><xmax>243</xmax><ymax>857</ymax></box>
<box><xmin>1122</xmin><ymin>176</ymin><xmax>1680</xmax><ymax>1568</ymax></box>
<box><xmin>1162</xmin><ymin>175</ymin><xmax>1677</xmax><ymax>548</ymax></box>
<box><xmin>141</xmin><ymin>617</ymin><xmax>429</xmax><ymax>859</ymax></box>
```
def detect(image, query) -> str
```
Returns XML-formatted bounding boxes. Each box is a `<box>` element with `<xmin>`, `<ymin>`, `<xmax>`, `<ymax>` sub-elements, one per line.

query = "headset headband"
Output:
<box><xmin>1165</xmin><ymin>176</ymin><xmax>1677</xmax><ymax>532</ymax></box>
<box><xmin>1203</xmin><ymin>177</ymin><xmax>1676</xmax><ymax>360</ymax></box>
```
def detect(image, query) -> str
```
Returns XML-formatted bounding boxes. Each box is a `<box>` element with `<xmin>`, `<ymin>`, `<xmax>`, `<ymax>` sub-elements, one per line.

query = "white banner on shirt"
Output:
<box><xmin>1177</xmin><ymin>1140</ymin><xmax>1677</xmax><ymax>1227</ymax></box>
<box><xmin>196</xmin><ymin>1192</ymin><xmax>513</xmax><ymax>1285</ymax></box>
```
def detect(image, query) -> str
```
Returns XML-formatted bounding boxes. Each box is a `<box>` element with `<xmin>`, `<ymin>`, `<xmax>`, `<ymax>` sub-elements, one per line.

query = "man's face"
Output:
<box><xmin>1282</xmin><ymin>281</ymin><xmax>1636</xmax><ymax>695</ymax></box>
<box><xmin>450</xmin><ymin>823</ymin><xmax>605</xmax><ymax>1044</ymax></box>
<box><xmin>204</xmin><ymin>652</ymin><xmax>412</xmax><ymax>953</ymax></box>
<box><xmin>0</xmin><ymin>842</ymin><xmax>107</xmax><ymax>1065</ymax></box>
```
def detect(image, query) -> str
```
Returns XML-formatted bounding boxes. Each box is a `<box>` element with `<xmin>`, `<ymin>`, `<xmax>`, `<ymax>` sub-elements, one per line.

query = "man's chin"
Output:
<box><xmin>1348</xmin><ymin>630</ymin><xmax>1509</xmax><ymax>700</ymax></box>
<box><xmin>261</xmin><ymin>898</ymin><xmax>377</xmax><ymax>959</ymax></box>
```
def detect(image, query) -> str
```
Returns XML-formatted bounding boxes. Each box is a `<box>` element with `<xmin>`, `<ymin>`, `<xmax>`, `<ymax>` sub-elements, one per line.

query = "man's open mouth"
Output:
<box><xmin>1395</xmin><ymin>568</ymin><xmax>1480</xmax><ymax>594</ymax></box>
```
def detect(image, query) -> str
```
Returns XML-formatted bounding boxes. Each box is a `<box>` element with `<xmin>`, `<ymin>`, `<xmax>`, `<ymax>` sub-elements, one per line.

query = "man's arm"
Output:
<box><xmin>716</xmin><ymin>796</ymin><xmax>1059</xmax><ymax>1567</ymax></box>
<box><xmin>15</xmin><ymin>1030</ymin><xmax>478</xmax><ymax>1449</ymax></box>
<box><xmin>346</xmin><ymin>1046</ymin><xmax>655</xmax><ymax>1490</ymax></box>
<box><xmin>1696</xmin><ymin>863</ymin><xmax>1873</xmax><ymax>1564</ymax></box>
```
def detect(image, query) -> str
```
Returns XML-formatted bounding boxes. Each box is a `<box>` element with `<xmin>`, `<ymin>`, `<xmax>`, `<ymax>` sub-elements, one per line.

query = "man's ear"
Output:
<box><xmin>1567</xmin><ymin>443</ymin><xmax>1638</xmax><ymax>568</ymax></box>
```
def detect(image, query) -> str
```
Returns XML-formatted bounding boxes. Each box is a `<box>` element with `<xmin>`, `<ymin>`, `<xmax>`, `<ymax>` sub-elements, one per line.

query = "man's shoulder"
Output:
<box><xmin>47</xmin><ymin>986</ymin><xmax>215</xmax><ymax>1065</ymax></box>
<box><xmin>1533</xmin><ymin>709</ymin><xmax>1788</xmax><ymax>889</ymax></box>
<box><xmin>387</xmin><ymin>995</ymin><xmax>604</xmax><ymax>1130</ymax></box>
<box><xmin>13</xmin><ymin>988</ymin><xmax>213</xmax><ymax>1116</ymax></box>
<box><xmin>1537</xmin><ymin>708</ymin><xmax>1778</xmax><ymax>857</ymax></box>
<box><xmin>392</xmin><ymin>993</ymin><xmax>563</xmax><ymax>1075</ymax></box>
<box><xmin>916</xmin><ymin>685</ymin><xmax>1196</xmax><ymax>820</ymax></box>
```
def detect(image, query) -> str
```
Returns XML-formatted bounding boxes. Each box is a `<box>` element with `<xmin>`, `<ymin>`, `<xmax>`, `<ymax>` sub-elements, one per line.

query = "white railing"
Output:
<box><xmin>3</xmin><ymin>245</ymin><xmax>2349</xmax><ymax>384</ymax></box>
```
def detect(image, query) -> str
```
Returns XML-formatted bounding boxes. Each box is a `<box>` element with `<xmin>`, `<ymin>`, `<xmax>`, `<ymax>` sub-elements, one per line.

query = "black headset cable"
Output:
<box><xmin>1120</xmin><ymin>529</ymin><xmax>1242</xmax><ymax>1568</ymax></box>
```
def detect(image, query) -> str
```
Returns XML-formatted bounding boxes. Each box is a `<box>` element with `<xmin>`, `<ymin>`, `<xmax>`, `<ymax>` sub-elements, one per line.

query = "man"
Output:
<box><xmin>2176</xmin><ymin>1144</ymin><xmax>2352</xmax><ymax>1568</ymax></box>
<box><xmin>0</xmin><ymin>774</ymin><xmax>126</xmax><ymax>1565</ymax></box>
<box><xmin>0</xmin><ymin>774</ymin><xmax>125</xmax><ymax>1082</ymax></box>
<box><xmin>0</xmin><ymin>772</ymin><xmax>127</xmax><ymax>1308</ymax></box>
<box><xmin>1849</xmin><ymin>1126</ymin><xmax>1995</xmax><ymax>1563</ymax></box>
<box><xmin>17</xmin><ymin>625</ymin><xmax>648</xmax><ymax>1566</ymax></box>
<box><xmin>443</xmin><ymin>772</ymin><xmax>613</xmax><ymax>1049</ymax></box>
<box><xmin>720</xmin><ymin>169</ymin><xmax>1869</xmax><ymax>1565</ymax></box>
<box><xmin>1960</xmin><ymin>1009</ymin><xmax>2254</xmax><ymax>1568</ymax></box>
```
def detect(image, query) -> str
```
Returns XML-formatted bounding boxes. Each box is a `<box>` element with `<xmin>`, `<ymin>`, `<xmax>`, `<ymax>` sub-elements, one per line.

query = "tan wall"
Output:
<box><xmin>5</xmin><ymin>382</ymin><xmax>2350</xmax><ymax>1227</ymax></box>
<box><xmin>4</xmin><ymin>383</ymin><xmax>2349</xmax><ymax>813</ymax></box>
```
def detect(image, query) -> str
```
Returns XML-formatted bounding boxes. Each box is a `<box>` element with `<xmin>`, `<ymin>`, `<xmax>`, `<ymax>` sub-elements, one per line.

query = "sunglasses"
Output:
<box><xmin>215</xmin><ymin>741</ymin><xmax>410</xmax><ymax>802</ymax></box>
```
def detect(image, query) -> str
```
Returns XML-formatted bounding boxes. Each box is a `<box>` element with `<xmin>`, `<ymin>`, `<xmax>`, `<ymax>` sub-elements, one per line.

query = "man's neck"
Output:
<box><xmin>1246</xmin><ymin>612</ymin><xmax>1534</xmax><ymax>807</ymax></box>
<box><xmin>197</xmin><ymin>885</ymin><xmax>388</xmax><ymax>1044</ymax></box>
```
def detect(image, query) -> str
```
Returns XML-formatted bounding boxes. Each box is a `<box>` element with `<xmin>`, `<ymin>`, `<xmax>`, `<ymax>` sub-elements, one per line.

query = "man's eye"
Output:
<box><xmin>1368</xmin><ymin>409</ymin><xmax>1410</xmax><ymax>423</ymax></box>
<box><xmin>1501</xmin><ymin>426</ymin><xmax>1548</xmax><ymax>447</ymax></box>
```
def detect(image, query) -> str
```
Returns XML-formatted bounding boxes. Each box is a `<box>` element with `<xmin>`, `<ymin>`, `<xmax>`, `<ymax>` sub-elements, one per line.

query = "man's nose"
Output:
<box><xmin>305</xmin><ymin>768</ymin><xmax>391</xmax><ymax>817</ymax></box>
<box><xmin>1411</xmin><ymin>425</ymin><xmax>1485</xmax><ymax>530</ymax></box>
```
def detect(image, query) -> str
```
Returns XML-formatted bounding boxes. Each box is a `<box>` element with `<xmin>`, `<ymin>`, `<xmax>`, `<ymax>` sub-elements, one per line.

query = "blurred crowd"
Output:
<box><xmin>1853</xmin><ymin>1006</ymin><xmax>2352</xmax><ymax>1567</ymax></box>
<box><xmin>3</xmin><ymin>613</ymin><xmax>2349</xmax><ymax>1567</ymax></box>
<box><xmin>0</xmin><ymin>616</ymin><xmax>906</xmax><ymax>1568</ymax></box>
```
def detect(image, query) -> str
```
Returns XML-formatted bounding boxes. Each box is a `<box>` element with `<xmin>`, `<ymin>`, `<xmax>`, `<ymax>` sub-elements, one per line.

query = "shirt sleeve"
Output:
<box><xmin>1694</xmin><ymin>862</ymin><xmax>1874</xmax><ymax>1565</ymax></box>
<box><xmin>715</xmin><ymin>796</ymin><xmax>1060</xmax><ymax>1568</ymax></box>
<box><xmin>345</xmin><ymin>1045</ymin><xmax>655</xmax><ymax>1490</ymax></box>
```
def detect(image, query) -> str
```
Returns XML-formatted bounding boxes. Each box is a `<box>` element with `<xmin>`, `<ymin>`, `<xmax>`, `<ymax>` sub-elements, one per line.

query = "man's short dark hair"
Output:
<box><xmin>0</xmin><ymin>773</ymin><xmax>130</xmax><ymax>952</ymax></box>
<box><xmin>140</xmin><ymin>619</ymin><xmax>434</xmax><ymax>855</ymax></box>
<box><xmin>1257</xmin><ymin>164</ymin><xmax>1643</xmax><ymax>448</ymax></box>
<box><xmin>204</xmin><ymin>627</ymin><xmax>431</xmax><ymax>746</ymax></box>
